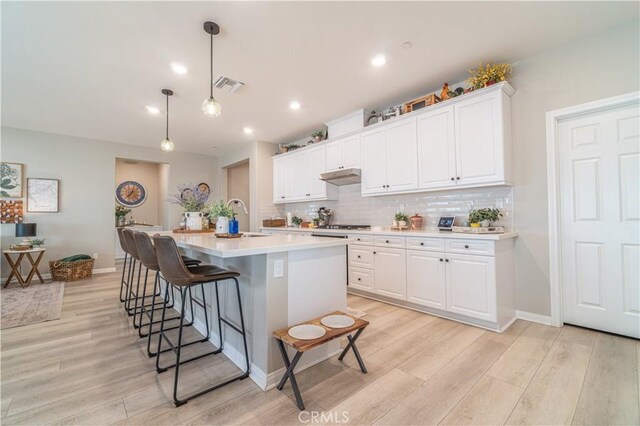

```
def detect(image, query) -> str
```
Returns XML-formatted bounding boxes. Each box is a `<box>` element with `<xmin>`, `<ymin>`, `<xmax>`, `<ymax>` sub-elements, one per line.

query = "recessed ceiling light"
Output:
<box><xmin>171</xmin><ymin>62</ymin><xmax>188</xmax><ymax>74</ymax></box>
<box><xmin>371</xmin><ymin>54</ymin><xmax>386</xmax><ymax>67</ymax></box>
<box><xmin>243</xmin><ymin>127</ymin><xmax>254</xmax><ymax>135</ymax></box>
<box><xmin>145</xmin><ymin>105</ymin><xmax>160</xmax><ymax>114</ymax></box>
<box><xmin>289</xmin><ymin>101</ymin><xmax>301</xmax><ymax>110</ymax></box>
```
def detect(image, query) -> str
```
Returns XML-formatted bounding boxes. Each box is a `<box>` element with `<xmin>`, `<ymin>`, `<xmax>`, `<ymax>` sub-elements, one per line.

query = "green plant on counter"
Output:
<box><xmin>115</xmin><ymin>205</ymin><xmax>131</xmax><ymax>217</ymax></box>
<box><xmin>291</xmin><ymin>216</ymin><xmax>303</xmax><ymax>226</ymax></box>
<box><xmin>394</xmin><ymin>212</ymin><xmax>409</xmax><ymax>222</ymax></box>
<box><xmin>468</xmin><ymin>208</ymin><xmax>503</xmax><ymax>224</ymax></box>
<box><xmin>209</xmin><ymin>200</ymin><xmax>235</xmax><ymax>218</ymax></box>
<box><xmin>31</xmin><ymin>238</ymin><xmax>46</xmax><ymax>247</ymax></box>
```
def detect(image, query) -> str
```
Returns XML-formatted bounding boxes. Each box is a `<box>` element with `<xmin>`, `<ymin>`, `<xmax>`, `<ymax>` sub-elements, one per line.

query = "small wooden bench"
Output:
<box><xmin>272</xmin><ymin>310</ymin><xmax>369</xmax><ymax>410</ymax></box>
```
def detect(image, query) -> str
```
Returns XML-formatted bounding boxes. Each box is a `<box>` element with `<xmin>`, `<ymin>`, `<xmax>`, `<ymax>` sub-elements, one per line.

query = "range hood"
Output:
<box><xmin>319</xmin><ymin>168</ymin><xmax>361</xmax><ymax>185</ymax></box>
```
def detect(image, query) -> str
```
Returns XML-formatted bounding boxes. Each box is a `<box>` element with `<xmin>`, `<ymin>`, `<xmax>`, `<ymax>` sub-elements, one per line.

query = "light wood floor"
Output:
<box><xmin>1</xmin><ymin>268</ymin><xmax>638</xmax><ymax>425</ymax></box>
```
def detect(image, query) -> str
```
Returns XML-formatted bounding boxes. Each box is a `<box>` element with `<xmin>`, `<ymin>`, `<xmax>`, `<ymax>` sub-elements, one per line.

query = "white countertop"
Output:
<box><xmin>260</xmin><ymin>226</ymin><xmax>518</xmax><ymax>241</ymax></box>
<box><xmin>152</xmin><ymin>231</ymin><xmax>348</xmax><ymax>258</ymax></box>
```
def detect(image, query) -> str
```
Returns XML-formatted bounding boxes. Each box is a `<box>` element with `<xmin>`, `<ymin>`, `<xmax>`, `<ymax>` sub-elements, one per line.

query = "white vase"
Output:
<box><xmin>185</xmin><ymin>212</ymin><xmax>203</xmax><ymax>231</ymax></box>
<box><xmin>216</xmin><ymin>216</ymin><xmax>229</xmax><ymax>234</ymax></box>
<box><xmin>399</xmin><ymin>220</ymin><xmax>407</xmax><ymax>228</ymax></box>
<box><xmin>480</xmin><ymin>219</ymin><xmax>491</xmax><ymax>227</ymax></box>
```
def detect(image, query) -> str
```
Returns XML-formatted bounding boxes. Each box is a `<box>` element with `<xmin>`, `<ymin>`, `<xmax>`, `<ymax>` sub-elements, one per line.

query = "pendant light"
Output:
<box><xmin>201</xmin><ymin>21</ymin><xmax>222</xmax><ymax>117</ymax></box>
<box><xmin>160</xmin><ymin>89</ymin><xmax>175</xmax><ymax>152</ymax></box>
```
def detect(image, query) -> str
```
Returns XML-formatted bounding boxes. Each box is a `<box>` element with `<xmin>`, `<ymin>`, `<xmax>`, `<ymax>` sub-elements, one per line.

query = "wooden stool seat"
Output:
<box><xmin>273</xmin><ymin>311</ymin><xmax>369</xmax><ymax>410</ymax></box>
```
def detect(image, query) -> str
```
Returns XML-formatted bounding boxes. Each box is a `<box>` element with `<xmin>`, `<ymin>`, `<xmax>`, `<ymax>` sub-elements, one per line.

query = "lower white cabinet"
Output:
<box><xmin>445</xmin><ymin>253</ymin><xmax>496</xmax><ymax>322</ymax></box>
<box><xmin>349</xmin><ymin>266</ymin><xmax>374</xmax><ymax>292</ymax></box>
<box><xmin>406</xmin><ymin>250</ymin><xmax>446</xmax><ymax>310</ymax></box>
<box><xmin>373</xmin><ymin>247</ymin><xmax>406</xmax><ymax>300</ymax></box>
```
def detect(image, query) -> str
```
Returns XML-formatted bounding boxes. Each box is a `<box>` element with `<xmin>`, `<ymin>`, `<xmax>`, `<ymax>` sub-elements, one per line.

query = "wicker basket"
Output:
<box><xmin>49</xmin><ymin>258</ymin><xmax>95</xmax><ymax>282</ymax></box>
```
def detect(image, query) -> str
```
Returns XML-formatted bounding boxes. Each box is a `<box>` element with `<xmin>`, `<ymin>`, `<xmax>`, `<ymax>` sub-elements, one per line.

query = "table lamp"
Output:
<box><xmin>16</xmin><ymin>223</ymin><xmax>37</xmax><ymax>246</ymax></box>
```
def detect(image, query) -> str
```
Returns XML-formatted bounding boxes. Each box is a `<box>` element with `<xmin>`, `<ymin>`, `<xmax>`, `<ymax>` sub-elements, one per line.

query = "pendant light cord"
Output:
<box><xmin>209</xmin><ymin>33</ymin><xmax>214</xmax><ymax>98</ymax></box>
<box><xmin>166</xmin><ymin>93</ymin><xmax>169</xmax><ymax>139</ymax></box>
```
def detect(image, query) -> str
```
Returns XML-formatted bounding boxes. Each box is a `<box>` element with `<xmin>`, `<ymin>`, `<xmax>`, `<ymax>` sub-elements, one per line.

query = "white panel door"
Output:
<box><xmin>325</xmin><ymin>140</ymin><xmax>342</xmax><ymax>172</ymax></box>
<box><xmin>559</xmin><ymin>101</ymin><xmax>640</xmax><ymax>338</ymax></box>
<box><xmin>454</xmin><ymin>94</ymin><xmax>502</xmax><ymax>184</ymax></box>
<box><xmin>406</xmin><ymin>250</ymin><xmax>446</xmax><ymax>309</ymax></box>
<box><xmin>386</xmin><ymin>118</ymin><xmax>419</xmax><ymax>192</ymax></box>
<box><xmin>342</xmin><ymin>134</ymin><xmax>361</xmax><ymax>169</ymax></box>
<box><xmin>361</xmin><ymin>128</ymin><xmax>388</xmax><ymax>195</ymax></box>
<box><xmin>417</xmin><ymin>107</ymin><xmax>457</xmax><ymax>189</ymax></box>
<box><xmin>373</xmin><ymin>247</ymin><xmax>407</xmax><ymax>300</ymax></box>
<box><xmin>446</xmin><ymin>253</ymin><xmax>496</xmax><ymax>322</ymax></box>
<box><xmin>307</xmin><ymin>146</ymin><xmax>327</xmax><ymax>199</ymax></box>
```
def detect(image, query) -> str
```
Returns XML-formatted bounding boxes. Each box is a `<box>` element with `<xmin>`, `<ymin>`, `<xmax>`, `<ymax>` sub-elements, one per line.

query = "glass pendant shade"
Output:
<box><xmin>202</xmin><ymin>96</ymin><xmax>222</xmax><ymax>117</ymax></box>
<box><xmin>160</xmin><ymin>138</ymin><xmax>174</xmax><ymax>152</ymax></box>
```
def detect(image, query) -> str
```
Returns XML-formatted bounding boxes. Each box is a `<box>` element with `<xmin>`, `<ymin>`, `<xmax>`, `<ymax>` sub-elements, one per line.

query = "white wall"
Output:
<box><xmin>0</xmin><ymin>127</ymin><xmax>218</xmax><ymax>273</ymax></box>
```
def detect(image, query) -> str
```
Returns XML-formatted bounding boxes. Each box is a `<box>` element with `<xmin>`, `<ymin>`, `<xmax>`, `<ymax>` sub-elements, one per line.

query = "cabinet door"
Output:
<box><xmin>273</xmin><ymin>157</ymin><xmax>287</xmax><ymax>203</ymax></box>
<box><xmin>373</xmin><ymin>247</ymin><xmax>406</xmax><ymax>300</ymax></box>
<box><xmin>349</xmin><ymin>266</ymin><xmax>374</xmax><ymax>292</ymax></box>
<box><xmin>325</xmin><ymin>140</ymin><xmax>343</xmax><ymax>172</ymax></box>
<box><xmin>361</xmin><ymin>128</ymin><xmax>388</xmax><ymax>195</ymax></box>
<box><xmin>287</xmin><ymin>154</ymin><xmax>306</xmax><ymax>200</ymax></box>
<box><xmin>342</xmin><ymin>134</ymin><xmax>361</xmax><ymax>169</ymax></box>
<box><xmin>306</xmin><ymin>146</ymin><xmax>327</xmax><ymax>199</ymax></box>
<box><xmin>386</xmin><ymin>118</ymin><xmax>419</xmax><ymax>192</ymax></box>
<box><xmin>454</xmin><ymin>94</ymin><xmax>503</xmax><ymax>185</ymax></box>
<box><xmin>417</xmin><ymin>107</ymin><xmax>457</xmax><ymax>189</ymax></box>
<box><xmin>446</xmin><ymin>253</ymin><xmax>496</xmax><ymax>322</ymax></box>
<box><xmin>406</xmin><ymin>250</ymin><xmax>446</xmax><ymax>309</ymax></box>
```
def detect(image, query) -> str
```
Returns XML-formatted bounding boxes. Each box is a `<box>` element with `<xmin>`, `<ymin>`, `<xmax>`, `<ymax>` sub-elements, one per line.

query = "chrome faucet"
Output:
<box><xmin>227</xmin><ymin>198</ymin><xmax>249</xmax><ymax>214</ymax></box>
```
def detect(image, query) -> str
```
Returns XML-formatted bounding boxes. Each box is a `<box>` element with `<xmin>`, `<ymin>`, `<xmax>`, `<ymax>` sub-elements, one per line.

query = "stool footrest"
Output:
<box><xmin>220</xmin><ymin>317</ymin><xmax>243</xmax><ymax>335</ymax></box>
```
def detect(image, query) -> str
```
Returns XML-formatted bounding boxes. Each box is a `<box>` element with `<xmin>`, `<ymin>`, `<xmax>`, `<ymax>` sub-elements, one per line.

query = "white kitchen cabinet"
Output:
<box><xmin>272</xmin><ymin>146</ymin><xmax>336</xmax><ymax>204</ymax></box>
<box><xmin>373</xmin><ymin>247</ymin><xmax>407</xmax><ymax>300</ymax></box>
<box><xmin>417</xmin><ymin>106</ymin><xmax>456</xmax><ymax>189</ymax></box>
<box><xmin>446</xmin><ymin>253</ymin><xmax>496</xmax><ymax>322</ymax></box>
<box><xmin>361</xmin><ymin>117</ymin><xmax>418</xmax><ymax>195</ymax></box>
<box><xmin>349</xmin><ymin>266</ymin><xmax>374</xmax><ymax>292</ymax></box>
<box><xmin>406</xmin><ymin>250</ymin><xmax>447</xmax><ymax>310</ymax></box>
<box><xmin>325</xmin><ymin>134</ymin><xmax>361</xmax><ymax>172</ymax></box>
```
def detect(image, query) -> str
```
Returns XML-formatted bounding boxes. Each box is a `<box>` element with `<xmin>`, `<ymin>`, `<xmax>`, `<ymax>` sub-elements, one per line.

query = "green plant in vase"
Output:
<box><xmin>468</xmin><ymin>208</ymin><xmax>503</xmax><ymax>227</ymax></box>
<box><xmin>209</xmin><ymin>200</ymin><xmax>235</xmax><ymax>233</ymax></box>
<box><xmin>115</xmin><ymin>205</ymin><xmax>131</xmax><ymax>226</ymax></box>
<box><xmin>395</xmin><ymin>212</ymin><xmax>409</xmax><ymax>228</ymax></box>
<box><xmin>291</xmin><ymin>216</ymin><xmax>303</xmax><ymax>227</ymax></box>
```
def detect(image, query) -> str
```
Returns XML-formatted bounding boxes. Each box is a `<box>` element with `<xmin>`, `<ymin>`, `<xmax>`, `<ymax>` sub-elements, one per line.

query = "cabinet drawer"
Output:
<box><xmin>446</xmin><ymin>239</ymin><xmax>494</xmax><ymax>256</ymax></box>
<box><xmin>349</xmin><ymin>266</ymin><xmax>374</xmax><ymax>292</ymax></box>
<box><xmin>348</xmin><ymin>245</ymin><xmax>374</xmax><ymax>268</ymax></box>
<box><xmin>374</xmin><ymin>235</ymin><xmax>406</xmax><ymax>248</ymax></box>
<box><xmin>406</xmin><ymin>237</ymin><xmax>445</xmax><ymax>252</ymax></box>
<box><xmin>349</xmin><ymin>234</ymin><xmax>374</xmax><ymax>245</ymax></box>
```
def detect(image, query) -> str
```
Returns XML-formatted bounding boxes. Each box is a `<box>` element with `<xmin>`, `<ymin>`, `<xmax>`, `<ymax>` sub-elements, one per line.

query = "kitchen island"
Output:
<box><xmin>153</xmin><ymin>231</ymin><xmax>348</xmax><ymax>390</ymax></box>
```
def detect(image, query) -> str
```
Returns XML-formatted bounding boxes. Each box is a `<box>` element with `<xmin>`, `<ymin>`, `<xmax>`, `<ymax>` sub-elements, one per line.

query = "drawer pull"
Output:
<box><xmin>357</xmin><ymin>238</ymin><xmax>361</xmax><ymax>241</ymax></box>
<box><xmin>420</xmin><ymin>242</ymin><xmax>424</xmax><ymax>246</ymax></box>
<box><xmin>464</xmin><ymin>245</ymin><xmax>469</xmax><ymax>249</ymax></box>
<box><xmin>450</xmin><ymin>177</ymin><xmax>454</xmax><ymax>181</ymax></box>
<box><xmin>357</xmin><ymin>255</ymin><xmax>361</xmax><ymax>259</ymax></box>
<box><xmin>386</xmin><ymin>240</ymin><xmax>389</xmax><ymax>243</ymax></box>
<box><xmin>440</xmin><ymin>258</ymin><xmax>443</xmax><ymax>262</ymax></box>
<box><xmin>357</xmin><ymin>277</ymin><xmax>361</xmax><ymax>281</ymax></box>
<box><xmin>373</xmin><ymin>251</ymin><xmax>376</xmax><ymax>255</ymax></box>
<box><xmin>445</xmin><ymin>259</ymin><xmax>449</xmax><ymax>262</ymax></box>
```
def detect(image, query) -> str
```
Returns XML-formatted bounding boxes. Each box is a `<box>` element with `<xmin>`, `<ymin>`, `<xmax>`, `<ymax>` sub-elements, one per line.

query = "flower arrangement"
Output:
<box><xmin>169</xmin><ymin>183</ymin><xmax>210</xmax><ymax>212</ymax></box>
<box><xmin>468</xmin><ymin>208</ymin><xmax>503</xmax><ymax>225</ymax></box>
<box><xmin>468</xmin><ymin>63</ymin><xmax>511</xmax><ymax>90</ymax></box>
<box><xmin>115</xmin><ymin>205</ymin><xmax>131</xmax><ymax>217</ymax></box>
<box><xmin>209</xmin><ymin>200</ymin><xmax>235</xmax><ymax>218</ymax></box>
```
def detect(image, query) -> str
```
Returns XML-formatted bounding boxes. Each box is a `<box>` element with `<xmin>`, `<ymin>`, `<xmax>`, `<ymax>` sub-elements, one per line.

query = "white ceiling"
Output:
<box><xmin>2</xmin><ymin>1</ymin><xmax>637</xmax><ymax>156</ymax></box>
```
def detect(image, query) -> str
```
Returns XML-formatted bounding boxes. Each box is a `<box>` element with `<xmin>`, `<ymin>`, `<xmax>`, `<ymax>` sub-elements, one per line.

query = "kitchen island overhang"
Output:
<box><xmin>151</xmin><ymin>232</ymin><xmax>348</xmax><ymax>390</ymax></box>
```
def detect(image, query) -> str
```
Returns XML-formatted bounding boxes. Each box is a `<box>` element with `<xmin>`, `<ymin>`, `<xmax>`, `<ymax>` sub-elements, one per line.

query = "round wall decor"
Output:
<box><xmin>116</xmin><ymin>180</ymin><xmax>147</xmax><ymax>207</ymax></box>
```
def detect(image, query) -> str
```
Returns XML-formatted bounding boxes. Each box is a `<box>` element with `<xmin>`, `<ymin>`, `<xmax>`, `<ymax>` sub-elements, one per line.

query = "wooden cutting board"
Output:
<box><xmin>172</xmin><ymin>228</ymin><xmax>216</xmax><ymax>234</ymax></box>
<box><xmin>214</xmin><ymin>233</ymin><xmax>243</xmax><ymax>239</ymax></box>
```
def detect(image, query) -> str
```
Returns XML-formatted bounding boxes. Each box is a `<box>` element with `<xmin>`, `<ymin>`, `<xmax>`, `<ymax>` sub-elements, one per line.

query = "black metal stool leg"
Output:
<box><xmin>276</xmin><ymin>339</ymin><xmax>305</xmax><ymax>410</ymax></box>
<box><xmin>233</xmin><ymin>277</ymin><xmax>251</xmax><ymax>373</ymax></box>
<box><xmin>119</xmin><ymin>253</ymin><xmax>129</xmax><ymax>302</ymax></box>
<box><xmin>172</xmin><ymin>287</ymin><xmax>188</xmax><ymax>406</ymax></box>
<box><xmin>133</xmin><ymin>266</ymin><xmax>149</xmax><ymax>329</ymax></box>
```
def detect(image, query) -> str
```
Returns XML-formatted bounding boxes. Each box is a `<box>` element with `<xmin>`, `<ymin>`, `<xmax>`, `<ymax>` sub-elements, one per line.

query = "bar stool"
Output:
<box><xmin>133</xmin><ymin>231</ymin><xmax>196</xmax><ymax>356</ymax></box>
<box><xmin>116</xmin><ymin>227</ymin><xmax>131</xmax><ymax>304</ymax></box>
<box><xmin>152</xmin><ymin>235</ymin><xmax>250</xmax><ymax>406</ymax></box>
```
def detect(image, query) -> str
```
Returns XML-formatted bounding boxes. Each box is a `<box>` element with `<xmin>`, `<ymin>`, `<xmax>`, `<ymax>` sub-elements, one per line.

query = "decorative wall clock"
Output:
<box><xmin>116</xmin><ymin>180</ymin><xmax>146</xmax><ymax>207</ymax></box>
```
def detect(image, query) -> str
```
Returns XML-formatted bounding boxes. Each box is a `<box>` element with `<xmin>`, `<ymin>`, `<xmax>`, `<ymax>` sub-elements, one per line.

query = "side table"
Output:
<box><xmin>3</xmin><ymin>248</ymin><xmax>46</xmax><ymax>288</ymax></box>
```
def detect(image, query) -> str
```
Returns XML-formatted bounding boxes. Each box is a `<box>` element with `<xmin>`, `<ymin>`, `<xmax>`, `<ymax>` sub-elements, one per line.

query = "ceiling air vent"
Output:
<box><xmin>213</xmin><ymin>76</ymin><xmax>245</xmax><ymax>93</ymax></box>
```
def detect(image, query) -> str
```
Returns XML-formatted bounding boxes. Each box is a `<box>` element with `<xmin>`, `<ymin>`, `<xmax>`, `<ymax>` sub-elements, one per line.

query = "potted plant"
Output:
<box><xmin>468</xmin><ymin>62</ymin><xmax>511</xmax><ymax>90</ymax></box>
<box><xmin>468</xmin><ymin>208</ymin><xmax>503</xmax><ymax>227</ymax></box>
<box><xmin>31</xmin><ymin>238</ymin><xmax>46</xmax><ymax>248</ymax></box>
<box><xmin>291</xmin><ymin>216</ymin><xmax>303</xmax><ymax>228</ymax></box>
<box><xmin>209</xmin><ymin>200</ymin><xmax>235</xmax><ymax>234</ymax></box>
<box><xmin>395</xmin><ymin>212</ymin><xmax>409</xmax><ymax>228</ymax></box>
<box><xmin>169</xmin><ymin>183</ymin><xmax>210</xmax><ymax>231</ymax></box>
<box><xmin>311</xmin><ymin>130</ymin><xmax>325</xmax><ymax>143</ymax></box>
<box><xmin>115</xmin><ymin>205</ymin><xmax>131</xmax><ymax>227</ymax></box>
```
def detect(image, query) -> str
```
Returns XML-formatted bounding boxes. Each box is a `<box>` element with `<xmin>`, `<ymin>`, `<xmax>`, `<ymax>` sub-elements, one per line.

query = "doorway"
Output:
<box><xmin>547</xmin><ymin>92</ymin><xmax>639</xmax><ymax>338</ymax></box>
<box><xmin>226</xmin><ymin>160</ymin><xmax>250</xmax><ymax>232</ymax></box>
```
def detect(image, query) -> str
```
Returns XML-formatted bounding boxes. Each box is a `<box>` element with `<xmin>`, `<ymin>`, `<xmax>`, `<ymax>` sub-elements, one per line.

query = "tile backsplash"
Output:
<box><xmin>277</xmin><ymin>184</ymin><xmax>513</xmax><ymax>229</ymax></box>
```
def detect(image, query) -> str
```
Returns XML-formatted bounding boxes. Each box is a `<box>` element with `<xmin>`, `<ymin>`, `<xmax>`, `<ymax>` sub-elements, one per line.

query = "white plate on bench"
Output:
<box><xmin>320</xmin><ymin>314</ymin><xmax>355</xmax><ymax>329</ymax></box>
<box><xmin>288</xmin><ymin>324</ymin><xmax>326</xmax><ymax>340</ymax></box>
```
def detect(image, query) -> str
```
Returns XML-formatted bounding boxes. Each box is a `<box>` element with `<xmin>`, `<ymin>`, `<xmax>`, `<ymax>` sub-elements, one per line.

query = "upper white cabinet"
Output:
<box><xmin>273</xmin><ymin>146</ymin><xmax>336</xmax><ymax>204</ymax></box>
<box><xmin>417</xmin><ymin>106</ymin><xmax>456</xmax><ymax>189</ymax></box>
<box><xmin>326</xmin><ymin>134</ymin><xmax>361</xmax><ymax>172</ymax></box>
<box><xmin>361</xmin><ymin>117</ymin><xmax>419</xmax><ymax>195</ymax></box>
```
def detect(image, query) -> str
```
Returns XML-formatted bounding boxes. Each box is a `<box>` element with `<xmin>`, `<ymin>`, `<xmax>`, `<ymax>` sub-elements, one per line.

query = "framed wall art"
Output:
<box><xmin>27</xmin><ymin>178</ymin><xmax>59</xmax><ymax>212</ymax></box>
<box><xmin>0</xmin><ymin>199</ymin><xmax>23</xmax><ymax>223</ymax></box>
<box><xmin>0</xmin><ymin>162</ymin><xmax>23</xmax><ymax>198</ymax></box>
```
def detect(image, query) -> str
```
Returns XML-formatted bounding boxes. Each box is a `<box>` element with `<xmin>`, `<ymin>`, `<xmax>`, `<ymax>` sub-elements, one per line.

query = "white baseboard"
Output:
<box><xmin>2</xmin><ymin>266</ymin><xmax>117</xmax><ymax>282</ymax></box>
<box><xmin>516</xmin><ymin>310</ymin><xmax>553</xmax><ymax>326</ymax></box>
